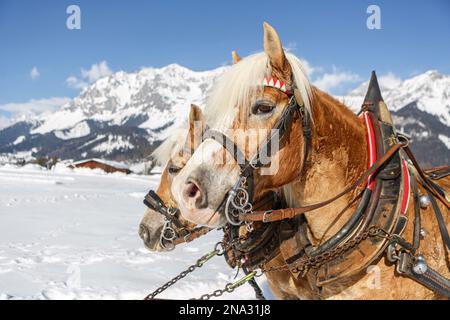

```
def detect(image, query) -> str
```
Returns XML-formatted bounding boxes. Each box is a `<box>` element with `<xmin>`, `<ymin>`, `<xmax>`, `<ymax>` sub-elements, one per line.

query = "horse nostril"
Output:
<box><xmin>185</xmin><ymin>182</ymin><xmax>200</xmax><ymax>198</ymax></box>
<box><xmin>183</xmin><ymin>180</ymin><xmax>207</xmax><ymax>209</ymax></box>
<box><xmin>139</xmin><ymin>224</ymin><xmax>150</xmax><ymax>242</ymax></box>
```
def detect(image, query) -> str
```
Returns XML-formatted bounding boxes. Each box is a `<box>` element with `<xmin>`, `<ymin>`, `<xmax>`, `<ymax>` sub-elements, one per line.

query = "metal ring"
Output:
<box><xmin>159</xmin><ymin>238</ymin><xmax>175</xmax><ymax>251</ymax></box>
<box><xmin>167</xmin><ymin>207</ymin><xmax>177</xmax><ymax>216</ymax></box>
<box><xmin>225</xmin><ymin>194</ymin><xmax>243</xmax><ymax>226</ymax></box>
<box><xmin>214</xmin><ymin>242</ymin><xmax>226</xmax><ymax>256</ymax></box>
<box><xmin>249</xmin><ymin>156</ymin><xmax>260</xmax><ymax>170</ymax></box>
<box><xmin>231</xmin><ymin>187</ymin><xmax>249</xmax><ymax>209</ymax></box>
<box><xmin>161</xmin><ymin>225</ymin><xmax>177</xmax><ymax>241</ymax></box>
<box><xmin>242</xmin><ymin>202</ymin><xmax>253</xmax><ymax>213</ymax></box>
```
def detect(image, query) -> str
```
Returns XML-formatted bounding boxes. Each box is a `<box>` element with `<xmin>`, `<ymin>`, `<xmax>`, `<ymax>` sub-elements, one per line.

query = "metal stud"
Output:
<box><xmin>412</xmin><ymin>255</ymin><xmax>428</xmax><ymax>275</ymax></box>
<box><xmin>419</xmin><ymin>194</ymin><xmax>431</xmax><ymax>209</ymax></box>
<box><xmin>420</xmin><ymin>228</ymin><xmax>427</xmax><ymax>238</ymax></box>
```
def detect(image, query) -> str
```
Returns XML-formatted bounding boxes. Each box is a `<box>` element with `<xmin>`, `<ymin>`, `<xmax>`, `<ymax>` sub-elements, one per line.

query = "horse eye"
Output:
<box><xmin>252</xmin><ymin>101</ymin><xmax>275</xmax><ymax>115</ymax></box>
<box><xmin>168</xmin><ymin>165</ymin><xmax>181</xmax><ymax>175</ymax></box>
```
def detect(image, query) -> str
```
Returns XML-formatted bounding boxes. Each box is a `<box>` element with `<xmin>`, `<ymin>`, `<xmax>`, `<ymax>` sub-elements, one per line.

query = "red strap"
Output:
<box><xmin>401</xmin><ymin>159</ymin><xmax>411</xmax><ymax>215</ymax></box>
<box><xmin>361</xmin><ymin>111</ymin><xmax>377</xmax><ymax>190</ymax></box>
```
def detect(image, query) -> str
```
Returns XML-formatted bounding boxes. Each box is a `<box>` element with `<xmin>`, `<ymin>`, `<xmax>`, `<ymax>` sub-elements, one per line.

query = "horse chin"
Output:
<box><xmin>143</xmin><ymin>241</ymin><xmax>162</xmax><ymax>252</ymax></box>
<box><xmin>139</xmin><ymin>210</ymin><xmax>167</xmax><ymax>252</ymax></box>
<box><xmin>180</xmin><ymin>207</ymin><xmax>226</xmax><ymax>228</ymax></box>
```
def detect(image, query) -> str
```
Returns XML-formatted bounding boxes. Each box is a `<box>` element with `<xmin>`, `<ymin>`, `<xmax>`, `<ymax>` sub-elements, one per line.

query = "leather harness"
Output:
<box><xmin>143</xmin><ymin>190</ymin><xmax>211</xmax><ymax>250</ymax></box>
<box><xmin>260</xmin><ymin>72</ymin><xmax>450</xmax><ymax>297</ymax></box>
<box><xmin>143</xmin><ymin>71</ymin><xmax>450</xmax><ymax>298</ymax></box>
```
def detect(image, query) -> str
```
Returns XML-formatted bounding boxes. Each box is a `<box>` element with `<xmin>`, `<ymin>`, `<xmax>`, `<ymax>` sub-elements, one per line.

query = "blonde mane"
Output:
<box><xmin>152</xmin><ymin>51</ymin><xmax>312</xmax><ymax>166</ymax></box>
<box><xmin>204</xmin><ymin>52</ymin><xmax>313</xmax><ymax>130</ymax></box>
<box><xmin>151</xmin><ymin>127</ymin><xmax>188</xmax><ymax>165</ymax></box>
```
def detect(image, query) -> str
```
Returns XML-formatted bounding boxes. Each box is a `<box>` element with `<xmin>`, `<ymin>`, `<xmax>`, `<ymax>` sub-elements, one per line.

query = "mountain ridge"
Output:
<box><xmin>0</xmin><ymin>65</ymin><xmax>448</xmax><ymax>167</ymax></box>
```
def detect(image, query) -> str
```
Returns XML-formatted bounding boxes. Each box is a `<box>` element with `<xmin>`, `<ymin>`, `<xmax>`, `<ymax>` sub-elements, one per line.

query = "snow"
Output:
<box><xmin>3</xmin><ymin>66</ymin><xmax>447</xmax><ymax>162</ymax></box>
<box><xmin>30</xmin><ymin>108</ymin><xmax>85</xmax><ymax>135</ymax></box>
<box><xmin>438</xmin><ymin>134</ymin><xmax>450</xmax><ymax>149</ymax></box>
<box><xmin>12</xmin><ymin>136</ymin><xmax>25</xmax><ymax>145</ymax></box>
<box><xmin>78</xmin><ymin>135</ymin><xmax>106</xmax><ymax>150</ymax></box>
<box><xmin>25</xmin><ymin>64</ymin><xmax>226</xmax><ymax>144</ymax></box>
<box><xmin>54</xmin><ymin>121</ymin><xmax>90</xmax><ymax>140</ymax></box>
<box><xmin>92</xmin><ymin>135</ymin><xmax>135</xmax><ymax>154</ymax></box>
<box><xmin>0</xmin><ymin>165</ymin><xmax>272</xmax><ymax>300</ymax></box>
<box><xmin>342</xmin><ymin>70</ymin><xmax>450</xmax><ymax>125</ymax></box>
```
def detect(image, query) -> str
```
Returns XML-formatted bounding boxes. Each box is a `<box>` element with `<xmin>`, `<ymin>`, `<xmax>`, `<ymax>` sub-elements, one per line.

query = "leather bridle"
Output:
<box><xmin>202</xmin><ymin>84</ymin><xmax>311</xmax><ymax>226</ymax></box>
<box><xmin>141</xmin><ymin>82</ymin><xmax>309</xmax><ymax>250</ymax></box>
<box><xmin>143</xmin><ymin>190</ymin><xmax>210</xmax><ymax>250</ymax></box>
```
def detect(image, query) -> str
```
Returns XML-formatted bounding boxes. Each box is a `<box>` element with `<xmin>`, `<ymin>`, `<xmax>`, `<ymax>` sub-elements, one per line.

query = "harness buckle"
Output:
<box><xmin>396</xmin><ymin>251</ymin><xmax>413</xmax><ymax>274</ymax></box>
<box><xmin>183</xmin><ymin>232</ymin><xmax>192</xmax><ymax>243</ymax></box>
<box><xmin>262</xmin><ymin>210</ymin><xmax>273</xmax><ymax>223</ymax></box>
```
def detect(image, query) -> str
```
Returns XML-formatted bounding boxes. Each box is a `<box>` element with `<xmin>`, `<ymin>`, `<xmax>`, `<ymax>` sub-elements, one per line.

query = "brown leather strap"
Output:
<box><xmin>241</xmin><ymin>142</ymin><xmax>405</xmax><ymax>223</ymax></box>
<box><xmin>171</xmin><ymin>191</ymin><xmax>278</xmax><ymax>246</ymax></box>
<box><xmin>403</xmin><ymin>146</ymin><xmax>450</xmax><ymax>208</ymax></box>
<box><xmin>173</xmin><ymin>227</ymin><xmax>211</xmax><ymax>245</ymax></box>
<box><xmin>424</xmin><ymin>165</ymin><xmax>450</xmax><ymax>175</ymax></box>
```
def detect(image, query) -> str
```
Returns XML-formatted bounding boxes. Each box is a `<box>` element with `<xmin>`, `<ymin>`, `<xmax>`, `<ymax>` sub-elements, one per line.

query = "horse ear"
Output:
<box><xmin>187</xmin><ymin>104</ymin><xmax>205</xmax><ymax>149</ymax></box>
<box><xmin>231</xmin><ymin>50</ymin><xmax>241</xmax><ymax>64</ymax></box>
<box><xmin>189</xmin><ymin>104</ymin><xmax>204</xmax><ymax>128</ymax></box>
<box><xmin>263</xmin><ymin>22</ymin><xmax>290</xmax><ymax>79</ymax></box>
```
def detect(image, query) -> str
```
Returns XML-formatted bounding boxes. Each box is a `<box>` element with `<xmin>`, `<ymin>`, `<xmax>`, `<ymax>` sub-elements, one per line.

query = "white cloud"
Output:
<box><xmin>66</xmin><ymin>76</ymin><xmax>88</xmax><ymax>90</ymax></box>
<box><xmin>0</xmin><ymin>97</ymin><xmax>71</xmax><ymax>116</ymax></box>
<box><xmin>0</xmin><ymin>115</ymin><xmax>11</xmax><ymax>129</ymax></box>
<box><xmin>299</xmin><ymin>58</ymin><xmax>317</xmax><ymax>77</ymax></box>
<box><xmin>81</xmin><ymin>61</ymin><xmax>112</xmax><ymax>82</ymax></box>
<box><xmin>378</xmin><ymin>72</ymin><xmax>402</xmax><ymax>89</ymax></box>
<box><xmin>313</xmin><ymin>67</ymin><xmax>361</xmax><ymax>92</ymax></box>
<box><xmin>284</xmin><ymin>41</ymin><xmax>297</xmax><ymax>53</ymax></box>
<box><xmin>66</xmin><ymin>60</ymin><xmax>113</xmax><ymax>90</ymax></box>
<box><xmin>30</xmin><ymin>67</ymin><xmax>40</xmax><ymax>80</ymax></box>
<box><xmin>283</xmin><ymin>44</ymin><xmax>316</xmax><ymax>77</ymax></box>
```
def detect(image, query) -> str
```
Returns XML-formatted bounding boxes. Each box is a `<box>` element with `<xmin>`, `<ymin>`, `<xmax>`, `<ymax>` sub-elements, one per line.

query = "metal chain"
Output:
<box><xmin>194</xmin><ymin>270</ymin><xmax>261</xmax><ymax>300</ymax></box>
<box><xmin>144</xmin><ymin>235</ymin><xmax>249</xmax><ymax>300</ymax></box>
<box><xmin>261</xmin><ymin>226</ymin><xmax>391</xmax><ymax>276</ymax></box>
<box><xmin>145</xmin><ymin>225</ymin><xmax>401</xmax><ymax>300</ymax></box>
<box><xmin>144</xmin><ymin>242</ymin><xmax>226</xmax><ymax>300</ymax></box>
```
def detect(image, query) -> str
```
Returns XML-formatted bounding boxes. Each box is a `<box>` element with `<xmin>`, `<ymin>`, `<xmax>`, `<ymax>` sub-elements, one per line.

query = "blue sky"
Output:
<box><xmin>0</xmin><ymin>0</ymin><xmax>449</xmax><ymax>120</ymax></box>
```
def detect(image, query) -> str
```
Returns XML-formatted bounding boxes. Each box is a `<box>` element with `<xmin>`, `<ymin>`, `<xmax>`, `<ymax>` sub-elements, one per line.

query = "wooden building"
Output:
<box><xmin>69</xmin><ymin>159</ymin><xmax>132</xmax><ymax>174</ymax></box>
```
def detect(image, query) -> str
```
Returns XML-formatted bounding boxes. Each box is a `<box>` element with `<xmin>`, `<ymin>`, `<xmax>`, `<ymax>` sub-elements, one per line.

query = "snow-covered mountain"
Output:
<box><xmin>0</xmin><ymin>64</ymin><xmax>226</xmax><ymax>162</ymax></box>
<box><xmin>342</xmin><ymin>70</ymin><xmax>450</xmax><ymax>125</ymax></box>
<box><xmin>0</xmin><ymin>66</ymin><xmax>448</xmax><ymax>166</ymax></box>
<box><xmin>339</xmin><ymin>70</ymin><xmax>450</xmax><ymax>165</ymax></box>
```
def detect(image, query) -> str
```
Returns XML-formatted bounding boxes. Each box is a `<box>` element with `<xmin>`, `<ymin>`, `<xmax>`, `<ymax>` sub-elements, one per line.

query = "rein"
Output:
<box><xmin>242</xmin><ymin>140</ymin><xmax>407</xmax><ymax>223</ymax></box>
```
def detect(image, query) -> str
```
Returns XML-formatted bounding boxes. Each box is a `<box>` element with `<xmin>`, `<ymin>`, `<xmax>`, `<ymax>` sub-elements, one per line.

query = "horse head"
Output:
<box><xmin>171</xmin><ymin>22</ymin><xmax>313</xmax><ymax>228</ymax></box>
<box><xmin>139</xmin><ymin>104</ymin><xmax>206</xmax><ymax>251</ymax></box>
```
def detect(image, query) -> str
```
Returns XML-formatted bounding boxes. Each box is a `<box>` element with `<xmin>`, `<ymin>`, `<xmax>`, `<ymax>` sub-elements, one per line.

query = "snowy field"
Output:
<box><xmin>0</xmin><ymin>164</ymin><xmax>272</xmax><ymax>300</ymax></box>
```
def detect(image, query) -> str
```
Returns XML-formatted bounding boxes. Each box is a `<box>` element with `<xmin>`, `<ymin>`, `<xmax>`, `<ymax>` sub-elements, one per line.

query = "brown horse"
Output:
<box><xmin>139</xmin><ymin>104</ymin><xmax>207</xmax><ymax>251</ymax></box>
<box><xmin>170</xmin><ymin>22</ymin><xmax>450</xmax><ymax>299</ymax></box>
<box><xmin>139</xmin><ymin>51</ymin><xmax>244</xmax><ymax>252</ymax></box>
<box><xmin>139</xmin><ymin>102</ymin><xmax>283</xmax><ymax>300</ymax></box>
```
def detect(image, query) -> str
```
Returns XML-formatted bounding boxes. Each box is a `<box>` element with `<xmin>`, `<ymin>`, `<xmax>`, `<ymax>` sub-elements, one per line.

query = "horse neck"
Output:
<box><xmin>288</xmin><ymin>87</ymin><xmax>368</xmax><ymax>243</ymax></box>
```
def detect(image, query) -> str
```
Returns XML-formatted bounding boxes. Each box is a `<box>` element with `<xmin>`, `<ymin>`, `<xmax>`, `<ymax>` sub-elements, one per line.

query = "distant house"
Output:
<box><xmin>69</xmin><ymin>159</ymin><xmax>132</xmax><ymax>174</ymax></box>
